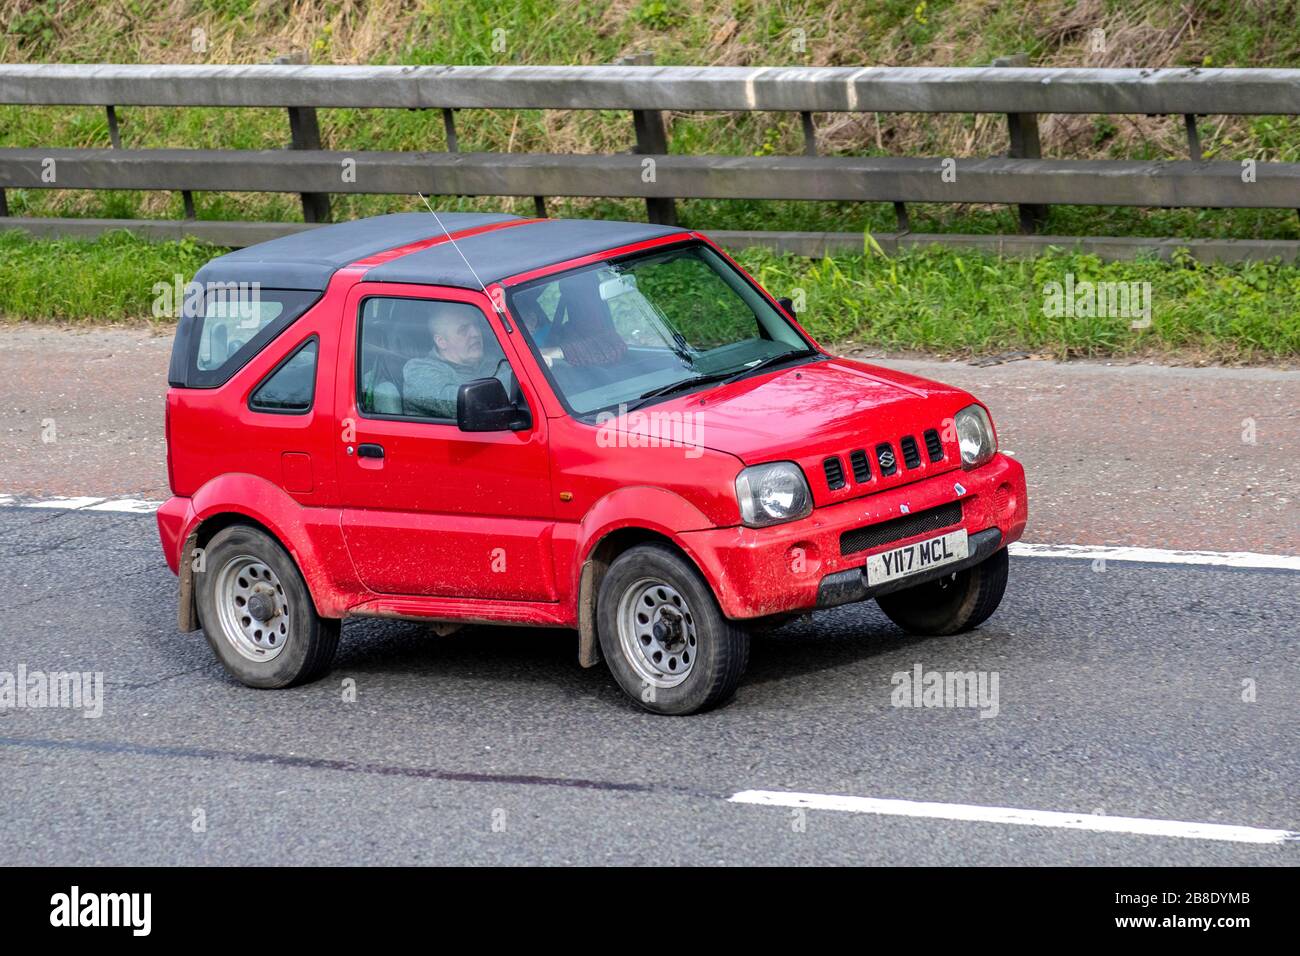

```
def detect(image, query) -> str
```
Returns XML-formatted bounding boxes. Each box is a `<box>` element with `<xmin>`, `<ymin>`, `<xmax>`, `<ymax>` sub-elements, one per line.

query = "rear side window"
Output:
<box><xmin>250</xmin><ymin>338</ymin><xmax>319</xmax><ymax>414</ymax></box>
<box><xmin>173</xmin><ymin>287</ymin><xmax>320</xmax><ymax>388</ymax></box>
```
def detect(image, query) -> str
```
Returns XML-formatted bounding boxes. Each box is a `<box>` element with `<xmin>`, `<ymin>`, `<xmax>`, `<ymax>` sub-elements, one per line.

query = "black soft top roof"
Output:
<box><xmin>190</xmin><ymin>212</ymin><xmax>520</xmax><ymax>291</ymax></box>
<box><xmin>362</xmin><ymin>218</ymin><xmax>688</xmax><ymax>288</ymax></box>
<box><xmin>191</xmin><ymin>213</ymin><xmax>689</xmax><ymax>292</ymax></box>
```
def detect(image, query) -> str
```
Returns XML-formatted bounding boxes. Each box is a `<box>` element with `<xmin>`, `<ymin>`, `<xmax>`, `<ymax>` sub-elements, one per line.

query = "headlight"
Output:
<box><xmin>954</xmin><ymin>404</ymin><xmax>997</xmax><ymax>470</ymax></box>
<box><xmin>735</xmin><ymin>461</ymin><xmax>813</xmax><ymax>527</ymax></box>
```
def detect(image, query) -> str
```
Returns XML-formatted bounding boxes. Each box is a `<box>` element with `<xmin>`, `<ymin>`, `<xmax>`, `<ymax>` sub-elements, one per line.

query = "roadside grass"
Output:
<box><xmin>1</xmin><ymin>0</ymin><xmax>1299</xmax><ymax>239</ymax></box>
<box><xmin>2</xmin><ymin>1</ymin><xmax>1297</xmax><ymax>359</ymax></box>
<box><xmin>747</xmin><ymin>241</ymin><xmax>1300</xmax><ymax>362</ymax></box>
<box><xmin>0</xmin><ymin>230</ymin><xmax>214</xmax><ymax>324</ymax></box>
<box><xmin>3</xmin><ymin>229</ymin><xmax>1295</xmax><ymax>363</ymax></box>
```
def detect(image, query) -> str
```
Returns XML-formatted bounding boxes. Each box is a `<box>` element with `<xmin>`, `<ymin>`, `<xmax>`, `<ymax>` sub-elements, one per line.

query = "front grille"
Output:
<box><xmin>840</xmin><ymin>500</ymin><xmax>964</xmax><ymax>556</ymax></box>
<box><xmin>849</xmin><ymin>449</ymin><xmax>871</xmax><ymax>483</ymax></box>
<box><xmin>823</xmin><ymin>456</ymin><xmax>846</xmax><ymax>490</ymax></box>
<box><xmin>900</xmin><ymin>435</ymin><xmax>922</xmax><ymax>469</ymax></box>
<box><xmin>876</xmin><ymin>442</ymin><xmax>898</xmax><ymax>476</ymax></box>
<box><xmin>924</xmin><ymin>428</ymin><xmax>944</xmax><ymax>462</ymax></box>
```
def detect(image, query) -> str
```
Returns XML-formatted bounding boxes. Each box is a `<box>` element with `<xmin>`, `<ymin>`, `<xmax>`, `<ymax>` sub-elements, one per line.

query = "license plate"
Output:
<box><xmin>865</xmin><ymin>528</ymin><xmax>969</xmax><ymax>587</ymax></box>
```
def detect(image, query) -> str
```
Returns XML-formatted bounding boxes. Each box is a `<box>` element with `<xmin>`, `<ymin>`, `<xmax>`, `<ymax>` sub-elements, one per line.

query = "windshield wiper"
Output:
<box><xmin>720</xmin><ymin>348</ymin><xmax>819</xmax><ymax>385</ymax></box>
<box><xmin>628</xmin><ymin>369</ymin><xmax>736</xmax><ymax>408</ymax></box>
<box><xmin>625</xmin><ymin>349</ymin><xmax>818</xmax><ymax>412</ymax></box>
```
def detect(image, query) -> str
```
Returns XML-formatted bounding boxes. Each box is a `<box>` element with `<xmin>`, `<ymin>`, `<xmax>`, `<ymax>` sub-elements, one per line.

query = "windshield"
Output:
<box><xmin>506</xmin><ymin>241</ymin><xmax>814</xmax><ymax>416</ymax></box>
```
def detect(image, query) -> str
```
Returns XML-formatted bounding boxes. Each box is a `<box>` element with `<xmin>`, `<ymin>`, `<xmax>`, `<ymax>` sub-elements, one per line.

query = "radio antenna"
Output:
<box><xmin>417</xmin><ymin>192</ymin><xmax>511</xmax><ymax>328</ymax></box>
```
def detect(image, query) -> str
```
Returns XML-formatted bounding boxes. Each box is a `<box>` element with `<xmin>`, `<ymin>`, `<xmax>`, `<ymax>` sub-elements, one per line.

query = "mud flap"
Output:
<box><xmin>577</xmin><ymin>560</ymin><xmax>603</xmax><ymax>668</ymax></box>
<box><xmin>177</xmin><ymin>531</ymin><xmax>200</xmax><ymax>633</ymax></box>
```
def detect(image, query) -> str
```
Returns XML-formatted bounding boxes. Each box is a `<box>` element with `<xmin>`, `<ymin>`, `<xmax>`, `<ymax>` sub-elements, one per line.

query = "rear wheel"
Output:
<box><xmin>876</xmin><ymin>547</ymin><xmax>1009</xmax><ymax>636</ymax></box>
<box><xmin>597</xmin><ymin>543</ymin><xmax>749</xmax><ymax>715</ymax></box>
<box><xmin>196</xmin><ymin>525</ymin><xmax>340</xmax><ymax>688</ymax></box>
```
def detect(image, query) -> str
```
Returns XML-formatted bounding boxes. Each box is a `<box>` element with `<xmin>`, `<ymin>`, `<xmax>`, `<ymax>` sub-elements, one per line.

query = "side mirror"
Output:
<box><xmin>456</xmin><ymin>377</ymin><xmax>532</xmax><ymax>432</ymax></box>
<box><xmin>777</xmin><ymin>297</ymin><xmax>795</xmax><ymax>316</ymax></box>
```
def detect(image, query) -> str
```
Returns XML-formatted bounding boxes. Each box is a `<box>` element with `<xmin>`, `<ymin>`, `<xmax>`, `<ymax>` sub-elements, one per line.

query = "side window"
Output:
<box><xmin>357</xmin><ymin>297</ymin><xmax>510</xmax><ymax>422</ymax></box>
<box><xmin>250</xmin><ymin>338</ymin><xmax>319</xmax><ymax>413</ymax></box>
<box><xmin>182</xmin><ymin>287</ymin><xmax>320</xmax><ymax>388</ymax></box>
<box><xmin>197</xmin><ymin>297</ymin><xmax>284</xmax><ymax>372</ymax></box>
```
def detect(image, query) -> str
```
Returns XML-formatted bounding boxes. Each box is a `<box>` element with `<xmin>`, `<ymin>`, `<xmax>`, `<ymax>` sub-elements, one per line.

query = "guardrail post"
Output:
<box><xmin>275</xmin><ymin>53</ymin><xmax>331</xmax><ymax>224</ymax></box>
<box><xmin>801</xmin><ymin>111</ymin><xmax>818</xmax><ymax>156</ymax></box>
<box><xmin>894</xmin><ymin>201</ymin><xmax>910</xmax><ymax>233</ymax></box>
<box><xmin>618</xmin><ymin>51</ymin><xmax>678</xmax><ymax>226</ymax></box>
<box><xmin>0</xmin><ymin>190</ymin><xmax>7</xmax><ymax>217</ymax></box>
<box><xmin>1184</xmin><ymin>114</ymin><xmax>1202</xmax><ymax>161</ymax></box>
<box><xmin>994</xmin><ymin>54</ymin><xmax>1048</xmax><ymax>234</ymax></box>
<box><xmin>110</xmin><ymin>102</ymin><xmax>182</xmax><ymax>218</ymax></box>
<box><xmin>106</xmin><ymin>106</ymin><xmax>121</xmax><ymax>149</ymax></box>
<box><xmin>442</xmin><ymin>109</ymin><xmax>458</xmax><ymax>152</ymax></box>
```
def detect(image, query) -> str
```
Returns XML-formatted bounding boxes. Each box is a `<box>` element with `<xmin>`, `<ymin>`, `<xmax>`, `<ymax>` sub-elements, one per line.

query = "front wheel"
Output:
<box><xmin>875</xmin><ymin>546</ymin><xmax>1009</xmax><ymax>636</ymax></box>
<box><xmin>195</xmin><ymin>525</ymin><xmax>340</xmax><ymax>688</ymax></box>
<box><xmin>597</xmin><ymin>543</ymin><xmax>750</xmax><ymax>715</ymax></box>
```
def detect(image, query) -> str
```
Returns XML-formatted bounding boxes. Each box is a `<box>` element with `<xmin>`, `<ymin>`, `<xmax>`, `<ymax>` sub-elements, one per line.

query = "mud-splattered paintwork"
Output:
<box><xmin>158</xmin><ymin>222</ymin><xmax>1027</xmax><ymax>628</ymax></box>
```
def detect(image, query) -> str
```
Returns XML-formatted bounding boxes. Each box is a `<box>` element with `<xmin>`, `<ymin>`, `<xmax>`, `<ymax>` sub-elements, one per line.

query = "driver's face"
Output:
<box><xmin>433</xmin><ymin>315</ymin><xmax>484</xmax><ymax>365</ymax></box>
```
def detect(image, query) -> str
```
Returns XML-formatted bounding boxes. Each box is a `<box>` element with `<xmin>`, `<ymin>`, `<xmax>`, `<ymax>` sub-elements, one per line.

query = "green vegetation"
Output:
<box><xmin>747</xmin><ymin>241</ymin><xmax>1300</xmax><ymax>361</ymax></box>
<box><xmin>0</xmin><ymin>0</ymin><xmax>1298</xmax><ymax>238</ymax></box>
<box><xmin>0</xmin><ymin>0</ymin><xmax>1296</xmax><ymax>359</ymax></box>
<box><xmin>0</xmin><ymin>230</ymin><xmax>215</xmax><ymax>323</ymax></box>
<box><xmin>2</xmin><ymin>230</ymin><xmax>1294</xmax><ymax>362</ymax></box>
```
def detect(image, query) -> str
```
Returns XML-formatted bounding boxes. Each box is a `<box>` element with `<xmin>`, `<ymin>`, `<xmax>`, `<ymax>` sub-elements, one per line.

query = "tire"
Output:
<box><xmin>875</xmin><ymin>546</ymin><xmax>1009</xmax><ymax>636</ymax></box>
<box><xmin>597</xmin><ymin>543</ymin><xmax>750</xmax><ymax>715</ymax></box>
<box><xmin>195</xmin><ymin>525</ymin><xmax>340</xmax><ymax>688</ymax></box>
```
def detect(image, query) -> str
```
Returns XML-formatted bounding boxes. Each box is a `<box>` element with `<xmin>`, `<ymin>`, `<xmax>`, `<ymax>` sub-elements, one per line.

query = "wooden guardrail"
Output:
<box><xmin>1</xmin><ymin>61</ymin><xmax>1298</xmax><ymax>255</ymax></box>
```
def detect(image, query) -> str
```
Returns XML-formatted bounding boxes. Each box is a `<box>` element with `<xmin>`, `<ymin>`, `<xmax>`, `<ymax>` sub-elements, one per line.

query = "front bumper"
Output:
<box><xmin>680</xmin><ymin>453</ymin><xmax>1027</xmax><ymax>619</ymax></box>
<box><xmin>815</xmin><ymin>526</ymin><xmax>1003</xmax><ymax>609</ymax></box>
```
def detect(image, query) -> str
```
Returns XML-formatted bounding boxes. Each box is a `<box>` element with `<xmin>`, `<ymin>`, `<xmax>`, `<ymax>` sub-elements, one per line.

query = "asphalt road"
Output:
<box><xmin>1</xmin><ymin>506</ymin><xmax>1295</xmax><ymax>865</ymax></box>
<box><xmin>3</xmin><ymin>325</ymin><xmax>1298</xmax><ymax>551</ymax></box>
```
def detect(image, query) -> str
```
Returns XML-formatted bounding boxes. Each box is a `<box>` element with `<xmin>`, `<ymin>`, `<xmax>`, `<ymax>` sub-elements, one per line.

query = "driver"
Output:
<box><xmin>403</xmin><ymin>305</ymin><xmax>511</xmax><ymax>419</ymax></box>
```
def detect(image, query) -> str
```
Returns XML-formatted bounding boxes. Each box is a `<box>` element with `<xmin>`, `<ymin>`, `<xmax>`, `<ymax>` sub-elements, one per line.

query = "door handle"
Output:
<box><xmin>357</xmin><ymin>443</ymin><xmax>385</xmax><ymax>459</ymax></box>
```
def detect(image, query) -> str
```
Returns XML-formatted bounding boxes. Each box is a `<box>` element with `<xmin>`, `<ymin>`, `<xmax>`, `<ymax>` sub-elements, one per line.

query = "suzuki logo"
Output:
<box><xmin>879</xmin><ymin>449</ymin><xmax>895</xmax><ymax>469</ymax></box>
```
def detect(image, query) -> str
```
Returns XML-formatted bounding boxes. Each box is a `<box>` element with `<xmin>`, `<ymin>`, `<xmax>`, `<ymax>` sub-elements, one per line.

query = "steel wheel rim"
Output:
<box><xmin>616</xmin><ymin>577</ymin><xmax>698</xmax><ymax>689</ymax></box>
<box><xmin>214</xmin><ymin>554</ymin><xmax>291</xmax><ymax>663</ymax></box>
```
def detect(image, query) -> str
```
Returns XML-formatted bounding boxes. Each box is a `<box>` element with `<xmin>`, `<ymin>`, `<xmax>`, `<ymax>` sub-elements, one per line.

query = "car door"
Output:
<box><xmin>333</xmin><ymin>282</ymin><xmax>557</xmax><ymax>602</ymax></box>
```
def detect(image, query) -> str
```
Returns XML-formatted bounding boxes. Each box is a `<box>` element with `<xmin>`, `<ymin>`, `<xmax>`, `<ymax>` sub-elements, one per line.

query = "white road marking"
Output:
<box><xmin>1008</xmin><ymin>542</ymin><xmax>1300</xmax><ymax>571</ymax></box>
<box><xmin>1</xmin><ymin>494</ymin><xmax>164</xmax><ymax>513</ymax></box>
<box><xmin>22</xmin><ymin>496</ymin><xmax>107</xmax><ymax>510</ymax></box>
<box><xmin>84</xmin><ymin>498</ymin><xmax>162</xmax><ymax>514</ymax></box>
<box><xmin>1</xmin><ymin>492</ymin><xmax>1298</xmax><ymax>572</ymax></box>
<box><xmin>729</xmin><ymin>790</ymin><xmax>1299</xmax><ymax>845</ymax></box>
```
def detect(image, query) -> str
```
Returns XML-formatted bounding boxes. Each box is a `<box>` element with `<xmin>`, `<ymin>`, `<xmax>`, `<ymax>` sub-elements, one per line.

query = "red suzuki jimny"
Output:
<box><xmin>157</xmin><ymin>212</ymin><xmax>1027</xmax><ymax>714</ymax></box>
